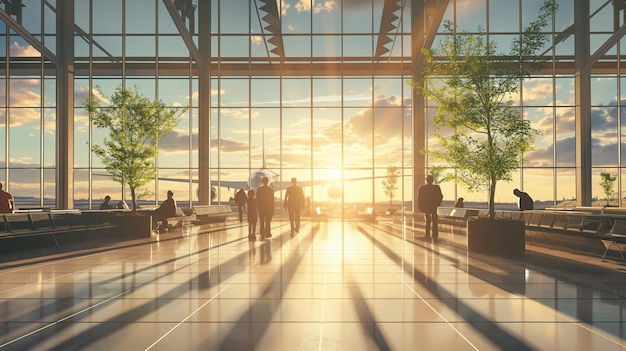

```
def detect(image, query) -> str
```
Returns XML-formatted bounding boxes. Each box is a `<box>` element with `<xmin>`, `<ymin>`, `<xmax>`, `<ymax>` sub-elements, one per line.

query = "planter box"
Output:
<box><xmin>116</xmin><ymin>214</ymin><xmax>154</xmax><ymax>239</ymax></box>
<box><xmin>467</xmin><ymin>218</ymin><xmax>525</xmax><ymax>255</ymax></box>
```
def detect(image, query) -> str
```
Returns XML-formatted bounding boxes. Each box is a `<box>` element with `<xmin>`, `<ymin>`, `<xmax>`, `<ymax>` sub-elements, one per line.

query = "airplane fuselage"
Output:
<box><xmin>249</xmin><ymin>169</ymin><xmax>277</xmax><ymax>191</ymax></box>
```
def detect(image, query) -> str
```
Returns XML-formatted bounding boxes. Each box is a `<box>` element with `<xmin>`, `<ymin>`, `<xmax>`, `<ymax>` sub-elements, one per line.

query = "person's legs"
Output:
<box><xmin>294</xmin><ymin>208</ymin><xmax>301</xmax><ymax>232</ymax></box>
<box><xmin>258</xmin><ymin>211</ymin><xmax>266</xmax><ymax>237</ymax></box>
<box><xmin>432</xmin><ymin>211</ymin><xmax>439</xmax><ymax>238</ymax></box>
<box><xmin>266</xmin><ymin>215</ymin><xmax>273</xmax><ymax>237</ymax></box>
<box><xmin>238</xmin><ymin>206</ymin><xmax>243</xmax><ymax>223</ymax></box>
<box><xmin>424</xmin><ymin>212</ymin><xmax>432</xmax><ymax>238</ymax></box>
<box><xmin>288</xmin><ymin>209</ymin><xmax>295</xmax><ymax>232</ymax></box>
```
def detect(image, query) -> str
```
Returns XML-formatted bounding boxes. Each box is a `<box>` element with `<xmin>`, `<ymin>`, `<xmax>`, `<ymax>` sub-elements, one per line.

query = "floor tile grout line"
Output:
<box><xmin>144</xmin><ymin>274</ymin><xmax>244</xmax><ymax>351</ymax></box>
<box><xmin>389</xmin><ymin>265</ymin><xmax>480</xmax><ymax>351</ymax></box>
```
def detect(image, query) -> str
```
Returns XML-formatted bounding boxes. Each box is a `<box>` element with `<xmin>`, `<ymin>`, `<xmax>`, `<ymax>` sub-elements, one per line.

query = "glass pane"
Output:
<box><xmin>344</xmin><ymin>107</ymin><xmax>372</xmax><ymax>168</ymax></box>
<box><xmin>126</xmin><ymin>0</ymin><xmax>156</xmax><ymax>34</ymax></box>
<box><xmin>555</xmin><ymin>107</ymin><xmax>575</xmax><ymax>167</ymax></box>
<box><xmin>282</xmin><ymin>107</ymin><xmax>311</xmax><ymax>168</ymax></box>
<box><xmin>591</xmin><ymin>107</ymin><xmax>617</xmax><ymax>167</ymax></box>
<box><xmin>219</xmin><ymin>108</ymin><xmax>249</xmax><ymax>168</ymax></box>
<box><xmin>312</xmin><ymin>108</ymin><xmax>341</xmax><ymax>169</ymax></box>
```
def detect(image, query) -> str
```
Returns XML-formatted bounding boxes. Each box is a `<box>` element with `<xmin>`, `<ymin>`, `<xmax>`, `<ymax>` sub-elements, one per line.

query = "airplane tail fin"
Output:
<box><xmin>262</xmin><ymin>129</ymin><xmax>266</xmax><ymax>169</ymax></box>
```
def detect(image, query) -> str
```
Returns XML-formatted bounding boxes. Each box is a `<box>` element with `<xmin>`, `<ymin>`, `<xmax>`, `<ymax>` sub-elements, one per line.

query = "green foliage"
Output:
<box><xmin>382</xmin><ymin>165</ymin><xmax>399</xmax><ymax>209</ymax></box>
<box><xmin>409</xmin><ymin>0</ymin><xmax>557</xmax><ymax>219</ymax></box>
<box><xmin>599</xmin><ymin>172</ymin><xmax>616</xmax><ymax>204</ymax></box>
<box><xmin>84</xmin><ymin>85</ymin><xmax>187</xmax><ymax>213</ymax></box>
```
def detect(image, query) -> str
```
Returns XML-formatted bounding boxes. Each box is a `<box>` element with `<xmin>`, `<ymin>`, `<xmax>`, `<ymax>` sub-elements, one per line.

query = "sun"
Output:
<box><xmin>329</xmin><ymin>168</ymin><xmax>342</xmax><ymax>181</ymax></box>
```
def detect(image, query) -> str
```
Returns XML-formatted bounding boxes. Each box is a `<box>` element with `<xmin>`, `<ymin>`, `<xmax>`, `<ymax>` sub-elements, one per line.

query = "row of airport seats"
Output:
<box><xmin>438</xmin><ymin>206</ymin><xmax>609</xmax><ymax>234</ymax></box>
<box><xmin>437</xmin><ymin>206</ymin><xmax>626</xmax><ymax>261</ymax></box>
<box><xmin>0</xmin><ymin>209</ymin><xmax>119</xmax><ymax>255</ymax></box>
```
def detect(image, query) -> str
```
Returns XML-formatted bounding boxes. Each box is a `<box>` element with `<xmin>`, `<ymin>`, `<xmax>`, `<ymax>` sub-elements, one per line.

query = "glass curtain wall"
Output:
<box><xmin>212</xmin><ymin>0</ymin><xmax>412</xmax><ymax>218</ymax></box>
<box><xmin>426</xmin><ymin>0</ymin><xmax>612</xmax><ymax>210</ymax></box>
<box><xmin>69</xmin><ymin>0</ymin><xmax>412</xmax><ymax>213</ymax></box>
<box><xmin>0</xmin><ymin>0</ymin><xmax>625</xmax><ymax>210</ymax></box>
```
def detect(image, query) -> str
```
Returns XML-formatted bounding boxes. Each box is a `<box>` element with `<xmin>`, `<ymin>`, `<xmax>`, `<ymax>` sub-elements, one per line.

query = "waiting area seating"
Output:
<box><xmin>191</xmin><ymin>205</ymin><xmax>234</xmax><ymax>224</ymax></box>
<box><xmin>0</xmin><ymin>209</ymin><xmax>118</xmax><ymax>255</ymax></box>
<box><xmin>436</xmin><ymin>205</ymin><xmax>626</xmax><ymax>261</ymax></box>
<box><xmin>358</xmin><ymin>207</ymin><xmax>377</xmax><ymax>223</ymax></box>
<box><xmin>599</xmin><ymin>219</ymin><xmax>626</xmax><ymax>261</ymax></box>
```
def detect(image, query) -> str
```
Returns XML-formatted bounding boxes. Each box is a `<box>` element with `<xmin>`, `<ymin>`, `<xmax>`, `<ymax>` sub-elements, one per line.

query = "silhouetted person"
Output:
<box><xmin>99</xmin><ymin>195</ymin><xmax>114</xmax><ymax>210</ymax></box>
<box><xmin>454</xmin><ymin>197</ymin><xmax>464</xmax><ymax>208</ymax></box>
<box><xmin>514</xmin><ymin>188</ymin><xmax>533</xmax><ymax>210</ymax></box>
<box><xmin>418</xmin><ymin>175</ymin><xmax>443</xmax><ymax>239</ymax></box>
<box><xmin>117</xmin><ymin>200</ymin><xmax>129</xmax><ymax>210</ymax></box>
<box><xmin>0</xmin><ymin>182</ymin><xmax>14</xmax><ymax>213</ymax></box>
<box><xmin>247</xmin><ymin>189</ymin><xmax>258</xmax><ymax>241</ymax></box>
<box><xmin>234</xmin><ymin>188</ymin><xmax>247</xmax><ymax>223</ymax></box>
<box><xmin>256</xmin><ymin>176</ymin><xmax>274</xmax><ymax>239</ymax></box>
<box><xmin>284</xmin><ymin>177</ymin><xmax>304</xmax><ymax>234</ymax></box>
<box><xmin>153</xmin><ymin>190</ymin><xmax>177</xmax><ymax>231</ymax></box>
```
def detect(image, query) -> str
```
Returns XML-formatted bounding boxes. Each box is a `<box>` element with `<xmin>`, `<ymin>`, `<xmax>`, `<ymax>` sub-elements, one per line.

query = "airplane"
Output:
<box><xmin>99</xmin><ymin>132</ymin><xmax>393</xmax><ymax>202</ymax></box>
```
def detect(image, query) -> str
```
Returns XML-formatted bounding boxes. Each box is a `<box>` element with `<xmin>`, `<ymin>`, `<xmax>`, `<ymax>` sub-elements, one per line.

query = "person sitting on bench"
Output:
<box><xmin>153</xmin><ymin>190</ymin><xmax>177</xmax><ymax>232</ymax></box>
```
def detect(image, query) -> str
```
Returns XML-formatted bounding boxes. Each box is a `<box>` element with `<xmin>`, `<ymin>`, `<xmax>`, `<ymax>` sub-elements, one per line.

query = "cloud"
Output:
<box><xmin>9</xmin><ymin>42</ymin><xmax>40</xmax><ymax>57</ymax></box>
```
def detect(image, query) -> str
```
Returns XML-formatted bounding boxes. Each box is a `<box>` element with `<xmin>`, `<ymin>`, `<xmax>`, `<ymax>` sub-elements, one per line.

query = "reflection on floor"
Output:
<box><xmin>1</xmin><ymin>219</ymin><xmax>626</xmax><ymax>350</ymax></box>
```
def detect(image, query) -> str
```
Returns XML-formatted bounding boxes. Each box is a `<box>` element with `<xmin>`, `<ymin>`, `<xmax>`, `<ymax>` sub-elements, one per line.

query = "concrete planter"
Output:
<box><xmin>117</xmin><ymin>214</ymin><xmax>154</xmax><ymax>239</ymax></box>
<box><xmin>467</xmin><ymin>218</ymin><xmax>525</xmax><ymax>255</ymax></box>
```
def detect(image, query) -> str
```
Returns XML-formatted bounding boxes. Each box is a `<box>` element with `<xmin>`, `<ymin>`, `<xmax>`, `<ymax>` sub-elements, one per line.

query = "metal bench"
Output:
<box><xmin>0</xmin><ymin>210</ymin><xmax>118</xmax><ymax>254</ymax></box>
<box><xmin>600</xmin><ymin>219</ymin><xmax>626</xmax><ymax>261</ymax></box>
<box><xmin>191</xmin><ymin>205</ymin><xmax>234</xmax><ymax>224</ymax></box>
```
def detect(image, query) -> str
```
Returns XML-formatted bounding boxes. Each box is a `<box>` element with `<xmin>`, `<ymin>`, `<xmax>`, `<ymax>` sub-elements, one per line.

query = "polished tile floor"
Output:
<box><xmin>1</xmin><ymin>219</ymin><xmax>626</xmax><ymax>350</ymax></box>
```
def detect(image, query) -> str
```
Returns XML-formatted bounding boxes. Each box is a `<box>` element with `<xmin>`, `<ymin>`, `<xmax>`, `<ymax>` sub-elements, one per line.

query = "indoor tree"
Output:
<box><xmin>410</xmin><ymin>0</ymin><xmax>557</xmax><ymax>220</ymax></box>
<box><xmin>84</xmin><ymin>85</ymin><xmax>186</xmax><ymax>214</ymax></box>
<box><xmin>599</xmin><ymin>172</ymin><xmax>616</xmax><ymax>206</ymax></box>
<box><xmin>382</xmin><ymin>165</ymin><xmax>399</xmax><ymax>212</ymax></box>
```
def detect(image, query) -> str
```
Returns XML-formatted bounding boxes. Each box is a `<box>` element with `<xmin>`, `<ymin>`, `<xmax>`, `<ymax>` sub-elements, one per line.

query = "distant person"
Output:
<box><xmin>0</xmin><ymin>182</ymin><xmax>14</xmax><ymax>213</ymax></box>
<box><xmin>246</xmin><ymin>189</ymin><xmax>258</xmax><ymax>241</ymax></box>
<box><xmin>256</xmin><ymin>176</ymin><xmax>274</xmax><ymax>239</ymax></box>
<box><xmin>234</xmin><ymin>188</ymin><xmax>247</xmax><ymax>224</ymax></box>
<box><xmin>454</xmin><ymin>197</ymin><xmax>464</xmax><ymax>208</ymax></box>
<box><xmin>284</xmin><ymin>177</ymin><xmax>304</xmax><ymax>234</ymax></box>
<box><xmin>514</xmin><ymin>188</ymin><xmax>533</xmax><ymax>210</ymax></box>
<box><xmin>99</xmin><ymin>195</ymin><xmax>114</xmax><ymax>210</ymax></box>
<box><xmin>418</xmin><ymin>175</ymin><xmax>443</xmax><ymax>239</ymax></box>
<box><xmin>153</xmin><ymin>190</ymin><xmax>177</xmax><ymax>231</ymax></box>
<box><xmin>117</xmin><ymin>200</ymin><xmax>129</xmax><ymax>210</ymax></box>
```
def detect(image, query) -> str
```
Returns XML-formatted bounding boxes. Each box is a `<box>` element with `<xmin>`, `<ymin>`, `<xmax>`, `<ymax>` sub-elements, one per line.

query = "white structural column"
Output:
<box><xmin>412</xmin><ymin>0</ymin><xmax>426</xmax><ymax>222</ymax></box>
<box><xmin>575</xmin><ymin>0</ymin><xmax>592</xmax><ymax>206</ymax></box>
<box><xmin>56</xmin><ymin>0</ymin><xmax>74</xmax><ymax>209</ymax></box>
<box><xmin>198</xmin><ymin>0</ymin><xmax>211</xmax><ymax>205</ymax></box>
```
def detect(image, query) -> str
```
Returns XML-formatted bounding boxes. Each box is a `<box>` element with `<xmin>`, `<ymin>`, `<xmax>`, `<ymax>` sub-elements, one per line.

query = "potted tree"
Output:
<box><xmin>84</xmin><ymin>85</ymin><xmax>186</xmax><ymax>238</ymax></box>
<box><xmin>599</xmin><ymin>172</ymin><xmax>616</xmax><ymax>207</ymax></box>
<box><xmin>410</xmin><ymin>1</ymin><xmax>557</xmax><ymax>254</ymax></box>
<box><xmin>382</xmin><ymin>165</ymin><xmax>399</xmax><ymax>214</ymax></box>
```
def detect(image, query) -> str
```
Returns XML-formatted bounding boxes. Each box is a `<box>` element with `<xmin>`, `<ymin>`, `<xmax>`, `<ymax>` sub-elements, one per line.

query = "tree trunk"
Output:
<box><xmin>130</xmin><ymin>186</ymin><xmax>137</xmax><ymax>215</ymax></box>
<box><xmin>488</xmin><ymin>175</ymin><xmax>496</xmax><ymax>220</ymax></box>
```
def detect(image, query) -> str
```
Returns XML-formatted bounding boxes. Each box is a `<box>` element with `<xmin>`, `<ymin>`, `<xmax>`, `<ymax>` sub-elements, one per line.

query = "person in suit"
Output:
<box><xmin>99</xmin><ymin>195</ymin><xmax>114</xmax><ymax>210</ymax></box>
<box><xmin>418</xmin><ymin>175</ymin><xmax>443</xmax><ymax>239</ymax></box>
<box><xmin>256</xmin><ymin>176</ymin><xmax>274</xmax><ymax>239</ymax></box>
<box><xmin>234</xmin><ymin>188</ymin><xmax>247</xmax><ymax>223</ymax></box>
<box><xmin>284</xmin><ymin>177</ymin><xmax>304</xmax><ymax>234</ymax></box>
<box><xmin>514</xmin><ymin>188</ymin><xmax>533</xmax><ymax>210</ymax></box>
<box><xmin>246</xmin><ymin>189</ymin><xmax>258</xmax><ymax>241</ymax></box>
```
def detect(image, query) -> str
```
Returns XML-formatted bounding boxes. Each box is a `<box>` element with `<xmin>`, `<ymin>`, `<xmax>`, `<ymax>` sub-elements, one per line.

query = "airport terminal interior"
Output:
<box><xmin>2</xmin><ymin>0</ymin><xmax>626</xmax><ymax>350</ymax></box>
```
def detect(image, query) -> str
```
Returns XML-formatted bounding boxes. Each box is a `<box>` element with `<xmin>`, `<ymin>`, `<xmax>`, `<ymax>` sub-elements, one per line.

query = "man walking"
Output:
<box><xmin>234</xmin><ymin>188</ymin><xmax>247</xmax><ymax>223</ymax></box>
<box><xmin>256</xmin><ymin>176</ymin><xmax>274</xmax><ymax>239</ymax></box>
<box><xmin>284</xmin><ymin>177</ymin><xmax>304</xmax><ymax>234</ymax></box>
<box><xmin>418</xmin><ymin>175</ymin><xmax>443</xmax><ymax>239</ymax></box>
